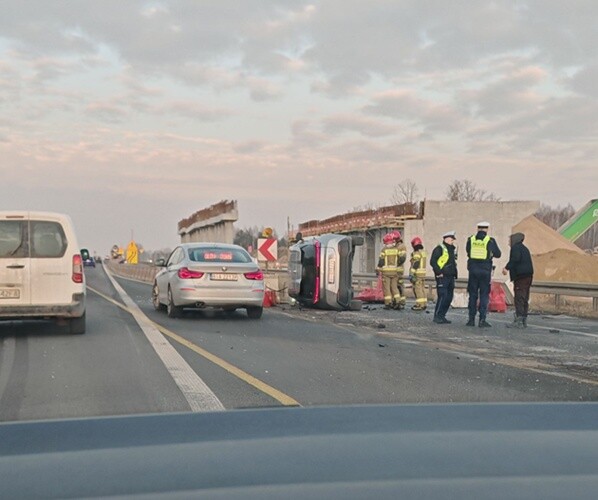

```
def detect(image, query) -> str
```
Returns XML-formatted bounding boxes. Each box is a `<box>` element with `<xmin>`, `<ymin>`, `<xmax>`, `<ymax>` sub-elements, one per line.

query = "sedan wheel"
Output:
<box><xmin>167</xmin><ymin>287</ymin><xmax>183</xmax><ymax>318</ymax></box>
<box><xmin>247</xmin><ymin>306</ymin><xmax>263</xmax><ymax>319</ymax></box>
<box><xmin>152</xmin><ymin>283</ymin><xmax>165</xmax><ymax>311</ymax></box>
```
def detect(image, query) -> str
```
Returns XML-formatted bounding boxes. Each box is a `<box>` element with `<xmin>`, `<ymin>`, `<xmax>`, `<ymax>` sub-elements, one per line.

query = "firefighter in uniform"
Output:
<box><xmin>466</xmin><ymin>221</ymin><xmax>502</xmax><ymax>328</ymax></box>
<box><xmin>377</xmin><ymin>233</ymin><xmax>402</xmax><ymax>309</ymax></box>
<box><xmin>391</xmin><ymin>230</ymin><xmax>407</xmax><ymax>310</ymax></box>
<box><xmin>409</xmin><ymin>236</ymin><xmax>427</xmax><ymax>311</ymax></box>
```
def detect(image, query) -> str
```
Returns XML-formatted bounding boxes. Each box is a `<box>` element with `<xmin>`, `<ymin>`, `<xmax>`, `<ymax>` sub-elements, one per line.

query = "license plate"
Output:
<box><xmin>0</xmin><ymin>288</ymin><xmax>20</xmax><ymax>299</ymax></box>
<box><xmin>210</xmin><ymin>273</ymin><xmax>238</xmax><ymax>281</ymax></box>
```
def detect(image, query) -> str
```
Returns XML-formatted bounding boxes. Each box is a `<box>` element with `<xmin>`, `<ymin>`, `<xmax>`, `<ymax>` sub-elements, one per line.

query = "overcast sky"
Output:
<box><xmin>1</xmin><ymin>1</ymin><xmax>597</xmax><ymax>253</ymax></box>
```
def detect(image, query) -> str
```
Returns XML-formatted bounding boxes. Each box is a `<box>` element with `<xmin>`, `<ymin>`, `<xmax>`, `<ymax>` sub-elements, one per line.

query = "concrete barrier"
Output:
<box><xmin>105</xmin><ymin>261</ymin><xmax>158</xmax><ymax>284</ymax></box>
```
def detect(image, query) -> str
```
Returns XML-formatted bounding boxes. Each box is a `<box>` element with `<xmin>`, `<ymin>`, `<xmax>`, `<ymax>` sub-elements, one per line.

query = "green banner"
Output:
<box><xmin>559</xmin><ymin>199</ymin><xmax>598</xmax><ymax>242</ymax></box>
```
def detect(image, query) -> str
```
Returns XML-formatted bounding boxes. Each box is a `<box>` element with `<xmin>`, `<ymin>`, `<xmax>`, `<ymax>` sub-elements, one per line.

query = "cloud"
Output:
<box><xmin>458</xmin><ymin>64</ymin><xmax>547</xmax><ymax>118</ymax></box>
<box><xmin>567</xmin><ymin>64</ymin><xmax>598</xmax><ymax>99</ymax></box>
<box><xmin>363</xmin><ymin>89</ymin><xmax>466</xmax><ymax>133</ymax></box>
<box><xmin>1</xmin><ymin>0</ymin><xmax>598</xmax><ymax>249</ymax></box>
<box><xmin>322</xmin><ymin>114</ymin><xmax>398</xmax><ymax>137</ymax></box>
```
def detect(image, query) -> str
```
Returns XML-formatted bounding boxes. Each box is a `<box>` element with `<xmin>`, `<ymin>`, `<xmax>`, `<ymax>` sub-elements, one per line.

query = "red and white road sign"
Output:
<box><xmin>257</xmin><ymin>238</ymin><xmax>277</xmax><ymax>262</ymax></box>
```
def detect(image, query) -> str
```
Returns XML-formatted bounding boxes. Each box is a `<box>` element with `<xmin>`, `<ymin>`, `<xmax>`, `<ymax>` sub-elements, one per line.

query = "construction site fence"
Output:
<box><xmin>103</xmin><ymin>262</ymin><xmax>598</xmax><ymax>313</ymax></box>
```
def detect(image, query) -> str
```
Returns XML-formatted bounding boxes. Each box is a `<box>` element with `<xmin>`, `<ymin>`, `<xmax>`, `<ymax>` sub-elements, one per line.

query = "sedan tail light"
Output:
<box><xmin>244</xmin><ymin>270</ymin><xmax>264</xmax><ymax>280</ymax></box>
<box><xmin>178</xmin><ymin>267</ymin><xmax>205</xmax><ymax>279</ymax></box>
<box><xmin>72</xmin><ymin>254</ymin><xmax>83</xmax><ymax>283</ymax></box>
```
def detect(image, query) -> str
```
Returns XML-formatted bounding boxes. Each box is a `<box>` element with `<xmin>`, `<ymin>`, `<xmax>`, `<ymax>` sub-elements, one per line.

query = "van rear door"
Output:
<box><xmin>0</xmin><ymin>214</ymin><xmax>31</xmax><ymax>306</ymax></box>
<box><xmin>29</xmin><ymin>219</ymin><xmax>73</xmax><ymax>305</ymax></box>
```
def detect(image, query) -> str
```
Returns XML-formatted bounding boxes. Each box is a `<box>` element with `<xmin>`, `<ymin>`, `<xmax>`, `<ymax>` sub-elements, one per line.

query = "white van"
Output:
<box><xmin>0</xmin><ymin>211</ymin><xmax>86</xmax><ymax>334</ymax></box>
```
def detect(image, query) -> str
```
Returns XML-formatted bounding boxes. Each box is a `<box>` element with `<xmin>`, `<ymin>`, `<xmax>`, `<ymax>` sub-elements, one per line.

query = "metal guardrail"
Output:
<box><xmin>353</xmin><ymin>273</ymin><xmax>598</xmax><ymax>312</ymax></box>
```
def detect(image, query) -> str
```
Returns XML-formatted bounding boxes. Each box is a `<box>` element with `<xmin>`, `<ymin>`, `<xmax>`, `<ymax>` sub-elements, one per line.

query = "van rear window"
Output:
<box><xmin>0</xmin><ymin>221</ymin><xmax>28</xmax><ymax>258</ymax></box>
<box><xmin>30</xmin><ymin>221</ymin><xmax>67</xmax><ymax>258</ymax></box>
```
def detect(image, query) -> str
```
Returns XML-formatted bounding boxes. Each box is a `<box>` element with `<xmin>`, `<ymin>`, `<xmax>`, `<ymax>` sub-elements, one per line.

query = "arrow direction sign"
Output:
<box><xmin>257</xmin><ymin>238</ymin><xmax>278</xmax><ymax>262</ymax></box>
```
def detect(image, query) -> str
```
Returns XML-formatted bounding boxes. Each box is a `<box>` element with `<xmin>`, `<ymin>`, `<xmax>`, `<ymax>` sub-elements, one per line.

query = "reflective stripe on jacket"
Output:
<box><xmin>410</xmin><ymin>250</ymin><xmax>427</xmax><ymax>277</ymax></box>
<box><xmin>378</xmin><ymin>246</ymin><xmax>400</xmax><ymax>272</ymax></box>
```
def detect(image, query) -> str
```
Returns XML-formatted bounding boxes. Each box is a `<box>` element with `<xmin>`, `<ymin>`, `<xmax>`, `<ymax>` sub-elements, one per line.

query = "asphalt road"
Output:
<box><xmin>1</xmin><ymin>265</ymin><xmax>598</xmax><ymax>422</ymax></box>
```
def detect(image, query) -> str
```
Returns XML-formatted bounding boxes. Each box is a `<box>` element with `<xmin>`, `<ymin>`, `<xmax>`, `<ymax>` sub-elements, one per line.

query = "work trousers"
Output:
<box><xmin>514</xmin><ymin>275</ymin><xmax>533</xmax><ymax>318</ymax></box>
<box><xmin>412</xmin><ymin>277</ymin><xmax>427</xmax><ymax>309</ymax></box>
<box><xmin>434</xmin><ymin>275</ymin><xmax>454</xmax><ymax>320</ymax></box>
<box><xmin>397</xmin><ymin>276</ymin><xmax>406</xmax><ymax>306</ymax></box>
<box><xmin>467</xmin><ymin>267</ymin><xmax>491</xmax><ymax>320</ymax></box>
<box><xmin>382</xmin><ymin>273</ymin><xmax>401</xmax><ymax>306</ymax></box>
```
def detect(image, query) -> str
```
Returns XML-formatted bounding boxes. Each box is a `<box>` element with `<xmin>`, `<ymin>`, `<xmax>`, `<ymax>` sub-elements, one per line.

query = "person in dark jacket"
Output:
<box><xmin>502</xmin><ymin>232</ymin><xmax>533</xmax><ymax>328</ymax></box>
<box><xmin>465</xmin><ymin>221</ymin><xmax>502</xmax><ymax>328</ymax></box>
<box><xmin>430</xmin><ymin>231</ymin><xmax>458</xmax><ymax>324</ymax></box>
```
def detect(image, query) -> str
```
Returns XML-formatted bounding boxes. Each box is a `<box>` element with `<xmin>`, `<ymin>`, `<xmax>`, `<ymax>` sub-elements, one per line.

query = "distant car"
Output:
<box><xmin>288</xmin><ymin>233</ymin><xmax>363</xmax><ymax>311</ymax></box>
<box><xmin>81</xmin><ymin>248</ymin><xmax>95</xmax><ymax>267</ymax></box>
<box><xmin>0</xmin><ymin>211</ymin><xmax>86</xmax><ymax>334</ymax></box>
<box><xmin>152</xmin><ymin>243</ymin><xmax>265</xmax><ymax>319</ymax></box>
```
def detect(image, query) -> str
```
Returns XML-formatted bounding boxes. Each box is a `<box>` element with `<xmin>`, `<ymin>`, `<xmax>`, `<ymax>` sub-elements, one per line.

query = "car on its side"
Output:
<box><xmin>288</xmin><ymin>233</ymin><xmax>363</xmax><ymax>311</ymax></box>
<box><xmin>152</xmin><ymin>243</ymin><xmax>265</xmax><ymax>319</ymax></box>
<box><xmin>0</xmin><ymin>211</ymin><xmax>86</xmax><ymax>334</ymax></box>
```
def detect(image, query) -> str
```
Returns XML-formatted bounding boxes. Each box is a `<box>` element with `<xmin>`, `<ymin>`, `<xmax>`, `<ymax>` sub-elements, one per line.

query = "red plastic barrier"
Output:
<box><xmin>356</xmin><ymin>274</ymin><xmax>384</xmax><ymax>303</ymax></box>
<box><xmin>488</xmin><ymin>281</ymin><xmax>507</xmax><ymax>313</ymax></box>
<box><xmin>263</xmin><ymin>290</ymin><xmax>277</xmax><ymax>308</ymax></box>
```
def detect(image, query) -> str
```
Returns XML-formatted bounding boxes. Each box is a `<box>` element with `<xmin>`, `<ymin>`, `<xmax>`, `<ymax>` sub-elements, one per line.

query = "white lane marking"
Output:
<box><xmin>103</xmin><ymin>267</ymin><xmax>224</xmax><ymax>412</ymax></box>
<box><xmin>0</xmin><ymin>337</ymin><xmax>16</xmax><ymax>401</ymax></box>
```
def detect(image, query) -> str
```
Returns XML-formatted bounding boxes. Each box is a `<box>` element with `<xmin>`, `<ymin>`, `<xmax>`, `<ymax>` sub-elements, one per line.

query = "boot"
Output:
<box><xmin>506</xmin><ymin>317</ymin><xmax>523</xmax><ymax>329</ymax></box>
<box><xmin>479</xmin><ymin>319</ymin><xmax>492</xmax><ymax>328</ymax></box>
<box><xmin>466</xmin><ymin>317</ymin><xmax>475</xmax><ymax>327</ymax></box>
<box><xmin>522</xmin><ymin>316</ymin><xmax>528</xmax><ymax>328</ymax></box>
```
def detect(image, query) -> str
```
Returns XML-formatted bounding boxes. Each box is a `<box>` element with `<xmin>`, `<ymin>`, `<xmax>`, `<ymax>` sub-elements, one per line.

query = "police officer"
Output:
<box><xmin>409</xmin><ymin>236</ymin><xmax>427</xmax><ymax>311</ymax></box>
<box><xmin>377</xmin><ymin>233</ymin><xmax>402</xmax><ymax>309</ymax></box>
<box><xmin>430</xmin><ymin>231</ymin><xmax>458</xmax><ymax>324</ymax></box>
<box><xmin>392</xmin><ymin>230</ymin><xmax>407</xmax><ymax>310</ymax></box>
<box><xmin>466</xmin><ymin>221</ymin><xmax>502</xmax><ymax>328</ymax></box>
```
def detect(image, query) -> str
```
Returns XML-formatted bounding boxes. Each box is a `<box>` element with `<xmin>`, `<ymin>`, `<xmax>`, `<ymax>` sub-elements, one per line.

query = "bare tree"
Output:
<box><xmin>445</xmin><ymin>179</ymin><xmax>500</xmax><ymax>202</ymax></box>
<box><xmin>390</xmin><ymin>178</ymin><xmax>419</xmax><ymax>205</ymax></box>
<box><xmin>534</xmin><ymin>203</ymin><xmax>575</xmax><ymax>230</ymax></box>
<box><xmin>535</xmin><ymin>203</ymin><xmax>598</xmax><ymax>251</ymax></box>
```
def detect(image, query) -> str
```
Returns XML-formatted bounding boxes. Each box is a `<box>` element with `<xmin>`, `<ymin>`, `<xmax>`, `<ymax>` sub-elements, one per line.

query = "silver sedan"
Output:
<box><xmin>152</xmin><ymin>243</ymin><xmax>265</xmax><ymax>319</ymax></box>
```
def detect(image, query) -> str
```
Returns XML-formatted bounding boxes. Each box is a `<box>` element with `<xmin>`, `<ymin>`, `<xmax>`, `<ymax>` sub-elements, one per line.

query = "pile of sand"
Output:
<box><xmin>533</xmin><ymin>249</ymin><xmax>598</xmax><ymax>283</ymax></box>
<box><xmin>513</xmin><ymin>215</ymin><xmax>584</xmax><ymax>255</ymax></box>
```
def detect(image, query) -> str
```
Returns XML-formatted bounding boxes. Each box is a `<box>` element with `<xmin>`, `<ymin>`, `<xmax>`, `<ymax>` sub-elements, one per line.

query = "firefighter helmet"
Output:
<box><xmin>391</xmin><ymin>230</ymin><xmax>402</xmax><ymax>241</ymax></box>
<box><xmin>382</xmin><ymin>233</ymin><xmax>394</xmax><ymax>244</ymax></box>
<box><xmin>411</xmin><ymin>236</ymin><xmax>423</xmax><ymax>247</ymax></box>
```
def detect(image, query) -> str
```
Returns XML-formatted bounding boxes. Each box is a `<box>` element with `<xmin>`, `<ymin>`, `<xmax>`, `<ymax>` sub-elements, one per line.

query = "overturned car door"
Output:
<box><xmin>288</xmin><ymin>233</ymin><xmax>363</xmax><ymax>311</ymax></box>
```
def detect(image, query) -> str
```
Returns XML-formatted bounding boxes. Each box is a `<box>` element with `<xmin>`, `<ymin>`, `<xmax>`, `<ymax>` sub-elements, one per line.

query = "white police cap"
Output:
<box><xmin>442</xmin><ymin>230</ymin><xmax>456</xmax><ymax>239</ymax></box>
<box><xmin>477</xmin><ymin>221</ymin><xmax>490</xmax><ymax>228</ymax></box>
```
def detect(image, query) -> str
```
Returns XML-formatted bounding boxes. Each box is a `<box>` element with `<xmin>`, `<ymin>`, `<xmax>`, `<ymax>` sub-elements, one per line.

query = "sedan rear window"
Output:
<box><xmin>188</xmin><ymin>247</ymin><xmax>252</xmax><ymax>263</ymax></box>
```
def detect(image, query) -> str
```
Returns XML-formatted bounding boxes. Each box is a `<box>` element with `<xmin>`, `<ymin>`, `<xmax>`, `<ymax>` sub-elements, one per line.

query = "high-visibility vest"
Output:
<box><xmin>380</xmin><ymin>247</ymin><xmax>399</xmax><ymax>272</ymax></box>
<box><xmin>436</xmin><ymin>244</ymin><xmax>449</xmax><ymax>269</ymax></box>
<box><xmin>410</xmin><ymin>250</ymin><xmax>427</xmax><ymax>277</ymax></box>
<box><xmin>469</xmin><ymin>235</ymin><xmax>490</xmax><ymax>260</ymax></box>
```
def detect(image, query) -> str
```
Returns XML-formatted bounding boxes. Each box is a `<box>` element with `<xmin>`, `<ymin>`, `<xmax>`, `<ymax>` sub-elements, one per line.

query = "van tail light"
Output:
<box><xmin>178</xmin><ymin>268</ymin><xmax>205</xmax><ymax>279</ymax></box>
<box><xmin>244</xmin><ymin>270</ymin><xmax>264</xmax><ymax>280</ymax></box>
<box><xmin>72</xmin><ymin>254</ymin><xmax>83</xmax><ymax>283</ymax></box>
